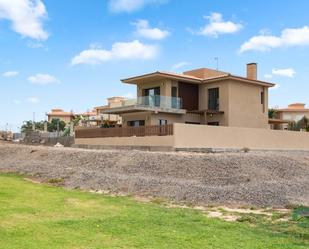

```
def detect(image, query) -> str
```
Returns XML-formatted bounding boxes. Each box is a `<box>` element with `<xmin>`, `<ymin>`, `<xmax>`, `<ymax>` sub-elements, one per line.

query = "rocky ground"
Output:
<box><xmin>0</xmin><ymin>142</ymin><xmax>308</xmax><ymax>207</ymax></box>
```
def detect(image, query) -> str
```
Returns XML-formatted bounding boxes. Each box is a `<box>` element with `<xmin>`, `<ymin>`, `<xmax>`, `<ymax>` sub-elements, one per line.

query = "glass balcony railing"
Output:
<box><xmin>122</xmin><ymin>95</ymin><xmax>183</xmax><ymax>109</ymax></box>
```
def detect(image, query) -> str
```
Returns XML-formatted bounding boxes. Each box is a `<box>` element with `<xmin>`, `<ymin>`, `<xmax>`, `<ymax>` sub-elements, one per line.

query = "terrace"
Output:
<box><xmin>101</xmin><ymin>95</ymin><xmax>186</xmax><ymax>115</ymax></box>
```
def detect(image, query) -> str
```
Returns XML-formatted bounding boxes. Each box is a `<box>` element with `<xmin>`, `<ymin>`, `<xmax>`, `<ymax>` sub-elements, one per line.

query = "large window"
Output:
<box><xmin>127</xmin><ymin>120</ymin><xmax>145</xmax><ymax>127</ymax></box>
<box><xmin>144</xmin><ymin>87</ymin><xmax>160</xmax><ymax>107</ymax></box>
<box><xmin>208</xmin><ymin>88</ymin><xmax>219</xmax><ymax>111</ymax></box>
<box><xmin>171</xmin><ymin>86</ymin><xmax>178</xmax><ymax>108</ymax></box>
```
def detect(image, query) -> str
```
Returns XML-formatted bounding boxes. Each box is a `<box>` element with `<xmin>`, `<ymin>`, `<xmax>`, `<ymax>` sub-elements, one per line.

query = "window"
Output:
<box><xmin>159</xmin><ymin>119</ymin><xmax>167</xmax><ymax>126</ymax></box>
<box><xmin>208</xmin><ymin>88</ymin><xmax>219</xmax><ymax>111</ymax></box>
<box><xmin>207</xmin><ymin>122</ymin><xmax>219</xmax><ymax>126</ymax></box>
<box><xmin>261</xmin><ymin>90</ymin><xmax>265</xmax><ymax>113</ymax></box>
<box><xmin>127</xmin><ymin>120</ymin><xmax>145</xmax><ymax>127</ymax></box>
<box><xmin>144</xmin><ymin>87</ymin><xmax>160</xmax><ymax>107</ymax></box>
<box><xmin>171</xmin><ymin>86</ymin><xmax>178</xmax><ymax>108</ymax></box>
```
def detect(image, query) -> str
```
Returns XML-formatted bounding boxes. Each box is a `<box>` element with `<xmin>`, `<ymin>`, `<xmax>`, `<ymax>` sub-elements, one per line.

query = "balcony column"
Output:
<box><xmin>203</xmin><ymin>112</ymin><xmax>207</xmax><ymax>125</ymax></box>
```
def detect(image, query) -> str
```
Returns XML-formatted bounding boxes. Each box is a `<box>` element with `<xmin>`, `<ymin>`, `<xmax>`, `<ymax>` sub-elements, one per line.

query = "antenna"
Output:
<box><xmin>214</xmin><ymin>57</ymin><xmax>219</xmax><ymax>71</ymax></box>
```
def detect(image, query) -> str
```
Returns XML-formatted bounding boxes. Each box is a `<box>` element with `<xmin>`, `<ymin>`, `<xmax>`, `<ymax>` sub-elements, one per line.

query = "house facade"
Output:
<box><xmin>47</xmin><ymin>109</ymin><xmax>75</xmax><ymax>123</ymax></box>
<box><xmin>274</xmin><ymin>103</ymin><xmax>309</xmax><ymax>130</ymax></box>
<box><xmin>103</xmin><ymin>63</ymin><xmax>275</xmax><ymax>129</ymax></box>
<box><xmin>94</xmin><ymin>97</ymin><xmax>125</xmax><ymax>125</ymax></box>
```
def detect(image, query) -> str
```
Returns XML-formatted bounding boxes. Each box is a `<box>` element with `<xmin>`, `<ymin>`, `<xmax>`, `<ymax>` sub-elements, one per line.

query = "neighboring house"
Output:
<box><xmin>47</xmin><ymin>109</ymin><xmax>75</xmax><ymax>123</ymax></box>
<box><xmin>94</xmin><ymin>97</ymin><xmax>125</xmax><ymax>125</ymax></box>
<box><xmin>47</xmin><ymin>97</ymin><xmax>124</xmax><ymax>127</ymax></box>
<box><xmin>102</xmin><ymin>63</ymin><xmax>275</xmax><ymax>129</ymax></box>
<box><xmin>274</xmin><ymin>103</ymin><xmax>309</xmax><ymax>130</ymax></box>
<box><xmin>76</xmin><ymin>109</ymin><xmax>98</xmax><ymax>127</ymax></box>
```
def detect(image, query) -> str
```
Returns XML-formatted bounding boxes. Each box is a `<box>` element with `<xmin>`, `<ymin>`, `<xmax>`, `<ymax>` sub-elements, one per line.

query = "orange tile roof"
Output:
<box><xmin>121</xmin><ymin>68</ymin><xmax>275</xmax><ymax>87</ymax></box>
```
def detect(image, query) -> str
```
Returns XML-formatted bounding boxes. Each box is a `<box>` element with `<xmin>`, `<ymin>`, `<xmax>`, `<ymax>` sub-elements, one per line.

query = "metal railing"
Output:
<box><xmin>75</xmin><ymin>124</ymin><xmax>173</xmax><ymax>138</ymax></box>
<box><xmin>122</xmin><ymin>95</ymin><xmax>182</xmax><ymax>109</ymax></box>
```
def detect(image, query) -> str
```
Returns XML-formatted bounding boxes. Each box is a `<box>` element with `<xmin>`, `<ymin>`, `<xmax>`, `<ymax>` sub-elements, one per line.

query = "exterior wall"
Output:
<box><xmin>137</xmin><ymin>79</ymin><xmax>179</xmax><ymax>98</ymax></box>
<box><xmin>227</xmin><ymin>80</ymin><xmax>268</xmax><ymax>129</ymax></box>
<box><xmin>198</xmin><ymin>80</ymin><xmax>229</xmax><ymax>126</ymax></box>
<box><xmin>75</xmin><ymin>135</ymin><xmax>174</xmax><ymax>147</ymax></box>
<box><xmin>121</xmin><ymin>112</ymin><xmax>152</xmax><ymax>127</ymax></box>
<box><xmin>174</xmin><ymin>123</ymin><xmax>309</xmax><ymax>150</ymax></box>
<box><xmin>75</xmin><ymin>123</ymin><xmax>309</xmax><ymax>151</ymax></box>
<box><xmin>149</xmin><ymin>112</ymin><xmax>201</xmax><ymax>125</ymax></box>
<box><xmin>122</xmin><ymin>112</ymin><xmax>202</xmax><ymax>126</ymax></box>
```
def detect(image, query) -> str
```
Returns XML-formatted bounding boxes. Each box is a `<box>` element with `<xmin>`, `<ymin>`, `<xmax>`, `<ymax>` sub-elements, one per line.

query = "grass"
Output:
<box><xmin>0</xmin><ymin>174</ymin><xmax>308</xmax><ymax>249</ymax></box>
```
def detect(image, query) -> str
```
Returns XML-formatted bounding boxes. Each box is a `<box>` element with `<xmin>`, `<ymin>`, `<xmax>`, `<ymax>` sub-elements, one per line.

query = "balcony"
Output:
<box><xmin>102</xmin><ymin>95</ymin><xmax>186</xmax><ymax>115</ymax></box>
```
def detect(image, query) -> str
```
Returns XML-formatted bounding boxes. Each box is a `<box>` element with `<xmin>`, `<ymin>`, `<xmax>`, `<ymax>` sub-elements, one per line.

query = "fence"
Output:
<box><xmin>75</xmin><ymin>124</ymin><xmax>173</xmax><ymax>138</ymax></box>
<box><xmin>22</xmin><ymin>131</ymin><xmax>74</xmax><ymax>147</ymax></box>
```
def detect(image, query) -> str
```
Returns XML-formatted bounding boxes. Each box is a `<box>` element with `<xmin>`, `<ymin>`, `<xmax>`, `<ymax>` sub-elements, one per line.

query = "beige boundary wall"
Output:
<box><xmin>173</xmin><ymin>123</ymin><xmax>309</xmax><ymax>150</ymax></box>
<box><xmin>75</xmin><ymin>124</ymin><xmax>309</xmax><ymax>150</ymax></box>
<box><xmin>75</xmin><ymin>135</ymin><xmax>174</xmax><ymax>147</ymax></box>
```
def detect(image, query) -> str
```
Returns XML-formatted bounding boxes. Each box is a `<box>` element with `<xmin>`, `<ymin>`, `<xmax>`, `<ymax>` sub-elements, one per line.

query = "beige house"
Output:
<box><xmin>47</xmin><ymin>109</ymin><xmax>75</xmax><ymax>123</ymax></box>
<box><xmin>103</xmin><ymin>63</ymin><xmax>275</xmax><ymax>129</ymax></box>
<box><xmin>274</xmin><ymin>103</ymin><xmax>309</xmax><ymax>130</ymax></box>
<box><xmin>94</xmin><ymin>97</ymin><xmax>125</xmax><ymax>125</ymax></box>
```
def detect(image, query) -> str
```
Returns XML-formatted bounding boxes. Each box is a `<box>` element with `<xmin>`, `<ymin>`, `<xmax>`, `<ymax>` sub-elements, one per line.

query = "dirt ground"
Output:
<box><xmin>0</xmin><ymin>142</ymin><xmax>308</xmax><ymax>207</ymax></box>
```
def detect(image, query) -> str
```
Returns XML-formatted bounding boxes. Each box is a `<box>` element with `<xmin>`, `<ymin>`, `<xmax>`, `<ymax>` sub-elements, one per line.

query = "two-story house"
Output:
<box><xmin>274</xmin><ymin>103</ymin><xmax>309</xmax><ymax>130</ymax></box>
<box><xmin>102</xmin><ymin>63</ymin><xmax>275</xmax><ymax>129</ymax></box>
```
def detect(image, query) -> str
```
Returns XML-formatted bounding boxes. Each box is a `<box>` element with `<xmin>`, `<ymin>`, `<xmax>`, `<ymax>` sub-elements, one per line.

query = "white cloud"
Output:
<box><xmin>71</xmin><ymin>40</ymin><xmax>158</xmax><ymax>65</ymax></box>
<box><xmin>26</xmin><ymin>97</ymin><xmax>40</xmax><ymax>103</ymax></box>
<box><xmin>0</xmin><ymin>0</ymin><xmax>49</xmax><ymax>40</ymax></box>
<box><xmin>2</xmin><ymin>71</ymin><xmax>19</xmax><ymax>77</ymax></box>
<box><xmin>240</xmin><ymin>26</ymin><xmax>309</xmax><ymax>52</ymax></box>
<box><xmin>272</xmin><ymin>68</ymin><xmax>296</xmax><ymax>78</ymax></box>
<box><xmin>270</xmin><ymin>84</ymin><xmax>280</xmax><ymax>90</ymax></box>
<box><xmin>197</xmin><ymin>12</ymin><xmax>243</xmax><ymax>38</ymax></box>
<box><xmin>264</xmin><ymin>74</ymin><xmax>273</xmax><ymax>79</ymax></box>
<box><xmin>132</xmin><ymin>19</ymin><xmax>169</xmax><ymax>40</ymax></box>
<box><xmin>28</xmin><ymin>73</ymin><xmax>60</xmax><ymax>85</ymax></box>
<box><xmin>108</xmin><ymin>0</ymin><xmax>166</xmax><ymax>13</ymax></box>
<box><xmin>171</xmin><ymin>61</ymin><xmax>190</xmax><ymax>70</ymax></box>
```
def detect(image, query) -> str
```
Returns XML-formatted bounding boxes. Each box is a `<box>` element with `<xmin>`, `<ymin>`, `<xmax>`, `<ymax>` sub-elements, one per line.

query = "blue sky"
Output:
<box><xmin>1</xmin><ymin>0</ymin><xmax>309</xmax><ymax>131</ymax></box>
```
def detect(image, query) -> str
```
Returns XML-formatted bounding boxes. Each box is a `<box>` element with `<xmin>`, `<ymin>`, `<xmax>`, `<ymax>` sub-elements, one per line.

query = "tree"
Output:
<box><xmin>288</xmin><ymin>116</ymin><xmax>309</xmax><ymax>132</ymax></box>
<box><xmin>21</xmin><ymin>119</ymin><xmax>66</xmax><ymax>133</ymax></box>
<box><xmin>47</xmin><ymin>119</ymin><xmax>66</xmax><ymax>132</ymax></box>
<box><xmin>21</xmin><ymin>120</ymin><xmax>45</xmax><ymax>132</ymax></box>
<box><xmin>268</xmin><ymin>108</ymin><xmax>278</xmax><ymax>119</ymax></box>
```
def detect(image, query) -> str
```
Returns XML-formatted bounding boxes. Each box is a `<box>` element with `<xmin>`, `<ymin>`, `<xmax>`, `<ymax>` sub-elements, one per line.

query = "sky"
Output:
<box><xmin>1</xmin><ymin>0</ymin><xmax>309</xmax><ymax>131</ymax></box>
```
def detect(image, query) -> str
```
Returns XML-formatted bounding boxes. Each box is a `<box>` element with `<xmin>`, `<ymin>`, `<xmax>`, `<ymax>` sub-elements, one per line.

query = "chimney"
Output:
<box><xmin>246</xmin><ymin>63</ymin><xmax>257</xmax><ymax>80</ymax></box>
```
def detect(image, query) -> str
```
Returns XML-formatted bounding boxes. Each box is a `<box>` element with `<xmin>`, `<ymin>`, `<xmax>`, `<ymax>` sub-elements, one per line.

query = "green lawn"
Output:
<box><xmin>0</xmin><ymin>174</ymin><xmax>308</xmax><ymax>249</ymax></box>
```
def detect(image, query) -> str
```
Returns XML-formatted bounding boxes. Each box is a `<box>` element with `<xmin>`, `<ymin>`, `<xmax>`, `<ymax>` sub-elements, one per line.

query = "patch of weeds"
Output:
<box><xmin>271</xmin><ymin>212</ymin><xmax>289</xmax><ymax>221</ymax></box>
<box><xmin>292</xmin><ymin>206</ymin><xmax>309</xmax><ymax>229</ymax></box>
<box><xmin>249</xmin><ymin>206</ymin><xmax>258</xmax><ymax>210</ymax></box>
<box><xmin>47</xmin><ymin>178</ymin><xmax>64</xmax><ymax>185</ymax></box>
<box><xmin>151</xmin><ymin>197</ymin><xmax>165</xmax><ymax>205</ymax></box>
<box><xmin>242</xmin><ymin>147</ymin><xmax>250</xmax><ymax>153</ymax></box>
<box><xmin>236</xmin><ymin>215</ymin><xmax>258</xmax><ymax>224</ymax></box>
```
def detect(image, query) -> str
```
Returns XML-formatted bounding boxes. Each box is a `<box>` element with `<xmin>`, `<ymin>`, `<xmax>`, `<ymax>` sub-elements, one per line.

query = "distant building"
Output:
<box><xmin>275</xmin><ymin>103</ymin><xmax>309</xmax><ymax>130</ymax></box>
<box><xmin>47</xmin><ymin>97</ymin><xmax>125</xmax><ymax>127</ymax></box>
<box><xmin>47</xmin><ymin>109</ymin><xmax>75</xmax><ymax>123</ymax></box>
<box><xmin>94</xmin><ymin>97</ymin><xmax>125</xmax><ymax>125</ymax></box>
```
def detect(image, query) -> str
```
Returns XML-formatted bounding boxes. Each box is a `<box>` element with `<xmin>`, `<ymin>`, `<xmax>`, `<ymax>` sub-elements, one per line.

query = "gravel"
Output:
<box><xmin>0</xmin><ymin>142</ymin><xmax>308</xmax><ymax>207</ymax></box>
